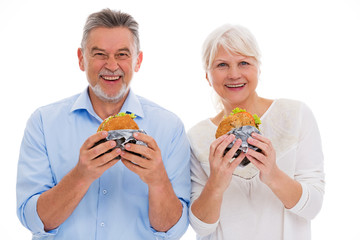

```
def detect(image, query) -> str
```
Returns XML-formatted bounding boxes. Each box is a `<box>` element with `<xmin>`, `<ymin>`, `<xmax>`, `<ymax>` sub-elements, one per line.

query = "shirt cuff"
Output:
<box><xmin>189</xmin><ymin>203</ymin><xmax>219</xmax><ymax>237</ymax></box>
<box><xmin>151</xmin><ymin>199</ymin><xmax>189</xmax><ymax>240</ymax></box>
<box><xmin>287</xmin><ymin>182</ymin><xmax>309</xmax><ymax>214</ymax></box>
<box><xmin>24</xmin><ymin>194</ymin><xmax>59</xmax><ymax>237</ymax></box>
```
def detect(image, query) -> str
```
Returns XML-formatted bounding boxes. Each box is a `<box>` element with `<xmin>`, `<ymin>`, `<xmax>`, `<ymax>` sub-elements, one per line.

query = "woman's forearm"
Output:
<box><xmin>267</xmin><ymin>168</ymin><xmax>302</xmax><ymax>209</ymax></box>
<box><xmin>191</xmin><ymin>180</ymin><xmax>224</xmax><ymax>224</ymax></box>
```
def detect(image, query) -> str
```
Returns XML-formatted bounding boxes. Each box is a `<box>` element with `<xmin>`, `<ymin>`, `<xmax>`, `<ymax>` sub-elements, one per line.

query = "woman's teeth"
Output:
<box><xmin>226</xmin><ymin>84</ymin><xmax>245</xmax><ymax>88</ymax></box>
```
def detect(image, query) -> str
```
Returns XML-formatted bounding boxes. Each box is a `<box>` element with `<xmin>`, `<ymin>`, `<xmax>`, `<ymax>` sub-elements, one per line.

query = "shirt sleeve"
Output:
<box><xmin>151</xmin><ymin>119</ymin><xmax>191</xmax><ymax>240</ymax></box>
<box><xmin>287</xmin><ymin>103</ymin><xmax>325</xmax><ymax>220</ymax></box>
<box><xmin>16</xmin><ymin>109</ymin><xmax>58</xmax><ymax>237</ymax></box>
<box><xmin>188</xmin><ymin>150</ymin><xmax>219</xmax><ymax>237</ymax></box>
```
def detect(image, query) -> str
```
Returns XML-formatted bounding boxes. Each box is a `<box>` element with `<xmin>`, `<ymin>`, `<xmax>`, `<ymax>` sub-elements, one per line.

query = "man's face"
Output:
<box><xmin>78</xmin><ymin>27</ymin><xmax>143</xmax><ymax>103</ymax></box>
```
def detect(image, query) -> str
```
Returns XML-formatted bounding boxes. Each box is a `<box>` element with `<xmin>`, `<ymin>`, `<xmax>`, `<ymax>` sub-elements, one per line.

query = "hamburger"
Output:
<box><xmin>97</xmin><ymin>112</ymin><xmax>139</xmax><ymax>131</ymax></box>
<box><xmin>95</xmin><ymin>112</ymin><xmax>146</xmax><ymax>159</ymax></box>
<box><xmin>216</xmin><ymin>108</ymin><xmax>261</xmax><ymax>138</ymax></box>
<box><xmin>215</xmin><ymin>108</ymin><xmax>262</xmax><ymax>167</ymax></box>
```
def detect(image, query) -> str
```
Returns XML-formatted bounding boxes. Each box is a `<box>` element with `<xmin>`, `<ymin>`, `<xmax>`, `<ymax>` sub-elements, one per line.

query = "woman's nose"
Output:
<box><xmin>228</xmin><ymin>66</ymin><xmax>242</xmax><ymax>79</ymax></box>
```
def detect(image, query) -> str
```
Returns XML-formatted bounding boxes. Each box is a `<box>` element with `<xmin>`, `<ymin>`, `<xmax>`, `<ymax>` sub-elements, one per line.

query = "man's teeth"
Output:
<box><xmin>102</xmin><ymin>76</ymin><xmax>120</xmax><ymax>80</ymax></box>
<box><xmin>227</xmin><ymin>84</ymin><xmax>245</xmax><ymax>88</ymax></box>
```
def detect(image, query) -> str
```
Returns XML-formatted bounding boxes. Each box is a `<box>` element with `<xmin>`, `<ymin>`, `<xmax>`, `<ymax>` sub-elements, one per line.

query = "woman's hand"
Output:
<box><xmin>191</xmin><ymin>134</ymin><xmax>245</xmax><ymax>224</ymax></box>
<box><xmin>207</xmin><ymin>134</ymin><xmax>245</xmax><ymax>196</ymax></box>
<box><xmin>245</xmin><ymin>133</ymin><xmax>279</xmax><ymax>185</ymax></box>
<box><xmin>246</xmin><ymin>132</ymin><xmax>302</xmax><ymax>208</ymax></box>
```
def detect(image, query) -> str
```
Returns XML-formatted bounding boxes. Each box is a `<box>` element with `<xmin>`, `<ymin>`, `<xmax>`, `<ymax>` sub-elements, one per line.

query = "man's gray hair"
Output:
<box><xmin>81</xmin><ymin>8</ymin><xmax>140</xmax><ymax>53</ymax></box>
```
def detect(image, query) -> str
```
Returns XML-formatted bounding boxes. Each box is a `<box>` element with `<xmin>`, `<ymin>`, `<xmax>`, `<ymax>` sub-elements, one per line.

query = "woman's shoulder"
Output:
<box><xmin>273</xmin><ymin>98</ymin><xmax>304</xmax><ymax>109</ymax></box>
<box><xmin>188</xmin><ymin>119</ymin><xmax>214</xmax><ymax>135</ymax></box>
<box><xmin>261</xmin><ymin>98</ymin><xmax>314</xmax><ymax>143</ymax></box>
<box><xmin>187</xmin><ymin>119</ymin><xmax>216</xmax><ymax>146</ymax></box>
<box><xmin>265</xmin><ymin>98</ymin><xmax>308</xmax><ymax>120</ymax></box>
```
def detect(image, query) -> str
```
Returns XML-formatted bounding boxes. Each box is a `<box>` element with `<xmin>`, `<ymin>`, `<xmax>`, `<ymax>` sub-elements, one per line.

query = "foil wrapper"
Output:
<box><xmin>94</xmin><ymin>129</ymin><xmax>147</xmax><ymax>159</ymax></box>
<box><xmin>224</xmin><ymin>125</ymin><xmax>261</xmax><ymax>167</ymax></box>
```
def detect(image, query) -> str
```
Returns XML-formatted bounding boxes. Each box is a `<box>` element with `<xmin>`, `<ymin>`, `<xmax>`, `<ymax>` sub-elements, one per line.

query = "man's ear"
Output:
<box><xmin>77</xmin><ymin>48</ymin><xmax>85</xmax><ymax>71</ymax></box>
<box><xmin>134</xmin><ymin>51</ymin><xmax>143</xmax><ymax>72</ymax></box>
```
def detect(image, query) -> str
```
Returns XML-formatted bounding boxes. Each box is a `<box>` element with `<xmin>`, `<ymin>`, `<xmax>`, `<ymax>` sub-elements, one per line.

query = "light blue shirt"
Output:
<box><xmin>16</xmin><ymin>88</ymin><xmax>191</xmax><ymax>240</ymax></box>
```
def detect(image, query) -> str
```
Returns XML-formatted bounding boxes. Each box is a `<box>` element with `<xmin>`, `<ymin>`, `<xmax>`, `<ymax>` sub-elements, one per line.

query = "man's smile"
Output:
<box><xmin>101</xmin><ymin>75</ymin><xmax>121</xmax><ymax>81</ymax></box>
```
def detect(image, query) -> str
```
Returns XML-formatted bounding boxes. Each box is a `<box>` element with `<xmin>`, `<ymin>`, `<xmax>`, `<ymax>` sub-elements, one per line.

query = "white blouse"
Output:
<box><xmin>187</xmin><ymin>99</ymin><xmax>325</xmax><ymax>240</ymax></box>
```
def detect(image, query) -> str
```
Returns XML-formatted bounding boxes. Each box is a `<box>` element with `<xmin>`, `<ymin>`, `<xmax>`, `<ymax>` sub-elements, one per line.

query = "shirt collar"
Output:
<box><xmin>70</xmin><ymin>87</ymin><xmax>144</xmax><ymax>120</ymax></box>
<box><xmin>70</xmin><ymin>88</ymin><xmax>97</xmax><ymax>116</ymax></box>
<box><xmin>120</xmin><ymin>88</ymin><xmax>144</xmax><ymax>119</ymax></box>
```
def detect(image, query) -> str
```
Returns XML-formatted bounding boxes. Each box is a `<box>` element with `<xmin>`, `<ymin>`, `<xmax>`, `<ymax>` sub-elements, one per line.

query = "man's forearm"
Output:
<box><xmin>37</xmin><ymin>168</ymin><xmax>92</xmax><ymax>231</ymax></box>
<box><xmin>148</xmin><ymin>179</ymin><xmax>183</xmax><ymax>232</ymax></box>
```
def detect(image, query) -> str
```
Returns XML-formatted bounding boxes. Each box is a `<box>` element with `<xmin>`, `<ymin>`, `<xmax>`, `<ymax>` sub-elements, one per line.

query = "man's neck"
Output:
<box><xmin>89</xmin><ymin>89</ymin><xmax>129</xmax><ymax>120</ymax></box>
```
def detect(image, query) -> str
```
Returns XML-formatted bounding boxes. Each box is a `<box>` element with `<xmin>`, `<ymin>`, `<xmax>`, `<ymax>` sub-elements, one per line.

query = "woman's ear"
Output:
<box><xmin>206</xmin><ymin>72</ymin><xmax>212</xmax><ymax>86</ymax></box>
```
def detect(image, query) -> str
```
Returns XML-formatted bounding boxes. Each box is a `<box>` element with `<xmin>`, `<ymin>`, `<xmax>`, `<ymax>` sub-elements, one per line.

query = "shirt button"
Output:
<box><xmin>102</xmin><ymin>189</ymin><xmax>107</xmax><ymax>195</ymax></box>
<box><xmin>100</xmin><ymin>222</ymin><xmax>105</xmax><ymax>227</ymax></box>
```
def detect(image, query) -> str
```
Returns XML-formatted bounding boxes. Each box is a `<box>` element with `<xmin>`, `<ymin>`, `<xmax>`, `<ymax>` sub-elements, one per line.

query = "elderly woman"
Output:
<box><xmin>187</xmin><ymin>24</ymin><xmax>325</xmax><ymax>240</ymax></box>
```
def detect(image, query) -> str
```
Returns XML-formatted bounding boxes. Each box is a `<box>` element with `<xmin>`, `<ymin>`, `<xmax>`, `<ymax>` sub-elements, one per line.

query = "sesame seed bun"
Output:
<box><xmin>97</xmin><ymin>113</ymin><xmax>139</xmax><ymax>132</ymax></box>
<box><xmin>215</xmin><ymin>108</ymin><xmax>260</xmax><ymax>138</ymax></box>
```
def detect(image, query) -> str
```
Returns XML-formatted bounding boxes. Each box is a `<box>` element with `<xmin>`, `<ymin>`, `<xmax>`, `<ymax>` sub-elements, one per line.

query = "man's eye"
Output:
<box><xmin>93</xmin><ymin>53</ymin><xmax>107</xmax><ymax>58</ymax></box>
<box><xmin>116</xmin><ymin>53</ymin><xmax>129</xmax><ymax>58</ymax></box>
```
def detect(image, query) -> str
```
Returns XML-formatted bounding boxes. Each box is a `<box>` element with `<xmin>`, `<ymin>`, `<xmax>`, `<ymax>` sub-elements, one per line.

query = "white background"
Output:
<box><xmin>1</xmin><ymin>0</ymin><xmax>359</xmax><ymax>239</ymax></box>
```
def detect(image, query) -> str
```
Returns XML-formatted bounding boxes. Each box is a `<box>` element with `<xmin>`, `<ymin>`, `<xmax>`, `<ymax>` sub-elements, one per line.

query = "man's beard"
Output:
<box><xmin>90</xmin><ymin>68</ymin><xmax>129</xmax><ymax>103</ymax></box>
<box><xmin>90</xmin><ymin>83</ymin><xmax>128</xmax><ymax>103</ymax></box>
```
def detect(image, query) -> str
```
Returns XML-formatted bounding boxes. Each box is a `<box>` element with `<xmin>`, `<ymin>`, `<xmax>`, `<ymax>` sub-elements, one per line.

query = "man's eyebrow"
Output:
<box><xmin>90</xmin><ymin>47</ymin><xmax>106</xmax><ymax>53</ymax></box>
<box><xmin>90</xmin><ymin>47</ymin><xmax>131</xmax><ymax>54</ymax></box>
<box><xmin>116</xmin><ymin>48</ymin><xmax>131</xmax><ymax>54</ymax></box>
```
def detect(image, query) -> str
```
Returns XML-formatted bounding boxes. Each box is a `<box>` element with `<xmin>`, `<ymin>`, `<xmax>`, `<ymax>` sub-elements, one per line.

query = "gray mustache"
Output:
<box><xmin>99</xmin><ymin>69</ymin><xmax>124</xmax><ymax>76</ymax></box>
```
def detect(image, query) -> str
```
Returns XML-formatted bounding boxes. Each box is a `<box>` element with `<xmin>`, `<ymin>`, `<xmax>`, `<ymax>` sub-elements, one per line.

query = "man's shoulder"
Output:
<box><xmin>137</xmin><ymin>95</ymin><xmax>182</xmax><ymax>123</ymax></box>
<box><xmin>35</xmin><ymin>93</ymin><xmax>80</xmax><ymax>117</ymax></box>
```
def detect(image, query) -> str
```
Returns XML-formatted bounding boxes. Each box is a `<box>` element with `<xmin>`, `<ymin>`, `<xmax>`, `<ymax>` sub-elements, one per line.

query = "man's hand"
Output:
<box><xmin>75</xmin><ymin>131</ymin><xmax>121</xmax><ymax>182</ymax></box>
<box><xmin>37</xmin><ymin>131</ymin><xmax>121</xmax><ymax>231</ymax></box>
<box><xmin>119</xmin><ymin>132</ymin><xmax>168</xmax><ymax>186</ymax></box>
<box><xmin>120</xmin><ymin>132</ymin><xmax>182</xmax><ymax>232</ymax></box>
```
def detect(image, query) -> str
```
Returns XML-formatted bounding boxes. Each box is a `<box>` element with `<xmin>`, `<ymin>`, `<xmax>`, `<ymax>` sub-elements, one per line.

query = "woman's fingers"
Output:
<box><xmin>213</xmin><ymin>134</ymin><xmax>236</xmax><ymax>160</ymax></box>
<box><xmin>223</xmin><ymin>138</ymin><xmax>242</xmax><ymax>162</ymax></box>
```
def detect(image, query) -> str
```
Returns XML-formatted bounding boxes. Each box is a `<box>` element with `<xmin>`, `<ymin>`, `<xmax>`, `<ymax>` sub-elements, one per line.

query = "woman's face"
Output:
<box><xmin>207</xmin><ymin>46</ymin><xmax>260</xmax><ymax>108</ymax></box>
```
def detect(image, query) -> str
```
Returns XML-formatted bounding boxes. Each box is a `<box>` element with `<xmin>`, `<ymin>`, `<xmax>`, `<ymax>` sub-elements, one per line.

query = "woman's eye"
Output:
<box><xmin>217</xmin><ymin>63</ymin><xmax>227</xmax><ymax>67</ymax></box>
<box><xmin>240</xmin><ymin>61</ymin><xmax>249</xmax><ymax>66</ymax></box>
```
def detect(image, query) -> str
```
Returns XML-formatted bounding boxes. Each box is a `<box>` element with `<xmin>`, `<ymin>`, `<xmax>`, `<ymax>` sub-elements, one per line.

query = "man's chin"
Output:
<box><xmin>90</xmin><ymin>85</ymin><xmax>129</xmax><ymax>103</ymax></box>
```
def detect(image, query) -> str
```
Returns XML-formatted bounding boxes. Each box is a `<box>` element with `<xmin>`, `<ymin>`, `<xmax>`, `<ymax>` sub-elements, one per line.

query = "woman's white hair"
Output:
<box><xmin>202</xmin><ymin>24</ymin><xmax>261</xmax><ymax>71</ymax></box>
<box><xmin>201</xmin><ymin>24</ymin><xmax>262</xmax><ymax>112</ymax></box>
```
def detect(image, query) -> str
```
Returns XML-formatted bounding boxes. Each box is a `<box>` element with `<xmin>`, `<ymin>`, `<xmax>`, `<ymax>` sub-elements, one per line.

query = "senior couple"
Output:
<box><xmin>16</xmin><ymin>8</ymin><xmax>324</xmax><ymax>240</ymax></box>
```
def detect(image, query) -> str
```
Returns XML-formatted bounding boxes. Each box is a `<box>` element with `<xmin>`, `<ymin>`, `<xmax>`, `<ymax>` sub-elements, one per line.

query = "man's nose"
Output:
<box><xmin>106</xmin><ymin>56</ymin><xmax>119</xmax><ymax>72</ymax></box>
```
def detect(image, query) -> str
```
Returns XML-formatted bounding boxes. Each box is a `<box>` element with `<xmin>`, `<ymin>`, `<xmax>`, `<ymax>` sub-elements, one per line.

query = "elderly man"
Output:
<box><xmin>17</xmin><ymin>8</ymin><xmax>190</xmax><ymax>240</ymax></box>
